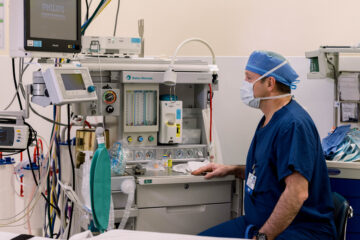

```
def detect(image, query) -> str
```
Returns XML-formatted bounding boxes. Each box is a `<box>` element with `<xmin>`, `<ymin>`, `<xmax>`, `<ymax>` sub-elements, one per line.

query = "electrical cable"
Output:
<box><xmin>2</xmin><ymin>84</ymin><xmax>20</xmax><ymax>110</ymax></box>
<box><xmin>45</xmin><ymin>107</ymin><xmax>56</xmax><ymax>237</ymax></box>
<box><xmin>54</xmin><ymin>133</ymin><xmax>62</xmax><ymax>239</ymax></box>
<box><xmin>82</xmin><ymin>0</ymin><xmax>112</xmax><ymax>35</ymax></box>
<box><xmin>29</xmin><ymin>105</ymin><xmax>68</xmax><ymax>127</ymax></box>
<box><xmin>21</xmin><ymin>58</ymin><xmax>34</xmax><ymax>75</ymax></box>
<box><xmin>85</xmin><ymin>0</ymin><xmax>90</xmax><ymax>21</ymax></box>
<box><xmin>97</xmin><ymin>55</ymin><xmax>104</xmax><ymax>120</ymax></box>
<box><xmin>95</xmin><ymin>0</ymin><xmax>112</xmax><ymax>18</ymax></box>
<box><xmin>2</xmin><ymin>150</ymin><xmax>24</xmax><ymax>157</ymax></box>
<box><xmin>50</xmin><ymin>132</ymin><xmax>61</xmax><ymax>236</ymax></box>
<box><xmin>2</xmin><ymin>57</ymin><xmax>31</xmax><ymax>110</ymax></box>
<box><xmin>0</xmin><ymin>137</ymin><xmax>52</xmax><ymax>225</ymax></box>
<box><xmin>81</xmin><ymin>0</ymin><xmax>106</xmax><ymax>35</ymax></box>
<box><xmin>12</xmin><ymin>58</ymin><xmax>23</xmax><ymax>110</ymax></box>
<box><xmin>0</xmin><ymin>115</ymin><xmax>56</xmax><ymax>225</ymax></box>
<box><xmin>12</xmin><ymin>64</ymin><xmax>62</xmax><ymax>223</ymax></box>
<box><xmin>113</xmin><ymin>0</ymin><xmax>120</xmax><ymax>36</ymax></box>
<box><xmin>325</xmin><ymin>54</ymin><xmax>339</xmax><ymax>127</ymax></box>
<box><xmin>9</xmin><ymin>58</ymin><xmax>31</xmax><ymax>156</ymax></box>
<box><xmin>26</xmin><ymin>134</ymin><xmax>61</xmax><ymax>216</ymax></box>
<box><xmin>66</xmin><ymin>104</ymin><xmax>75</xmax><ymax>240</ymax></box>
<box><xmin>208</xmin><ymin>84</ymin><xmax>213</xmax><ymax>143</ymax></box>
<box><xmin>46</xmin><ymin>167</ymin><xmax>53</xmax><ymax>237</ymax></box>
<box><xmin>50</xmin><ymin>106</ymin><xmax>62</xmax><ymax>236</ymax></box>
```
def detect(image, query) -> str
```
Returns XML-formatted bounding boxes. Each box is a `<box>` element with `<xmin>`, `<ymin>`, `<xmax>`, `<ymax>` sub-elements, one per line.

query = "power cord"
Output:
<box><xmin>81</xmin><ymin>0</ymin><xmax>106</xmax><ymax>35</ymax></box>
<box><xmin>66</xmin><ymin>104</ymin><xmax>76</xmax><ymax>240</ymax></box>
<box><xmin>85</xmin><ymin>0</ymin><xmax>90</xmax><ymax>21</ymax></box>
<box><xmin>12</xmin><ymin>58</ymin><xmax>23</xmax><ymax>110</ymax></box>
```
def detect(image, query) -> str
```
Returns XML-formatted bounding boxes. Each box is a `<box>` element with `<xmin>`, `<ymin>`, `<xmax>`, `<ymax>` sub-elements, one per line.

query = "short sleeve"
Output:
<box><xmin>275</xmin><ymin>122</ymin><xmax>316</xmax><ymax>183</ymax></box>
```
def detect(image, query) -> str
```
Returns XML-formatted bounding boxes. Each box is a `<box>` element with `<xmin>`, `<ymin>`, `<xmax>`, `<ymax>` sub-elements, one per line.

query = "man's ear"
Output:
<box><xmin>267</xmin><ymin>76</ymin><xmax>276</xmax><ymax>90</ymax></box>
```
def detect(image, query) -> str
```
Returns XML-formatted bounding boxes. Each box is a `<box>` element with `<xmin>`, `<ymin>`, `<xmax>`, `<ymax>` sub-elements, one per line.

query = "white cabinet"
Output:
<box><xmin>112</xmin><ymin>172</ymin><xmax>236</xmax><ymax>234</ymax></box>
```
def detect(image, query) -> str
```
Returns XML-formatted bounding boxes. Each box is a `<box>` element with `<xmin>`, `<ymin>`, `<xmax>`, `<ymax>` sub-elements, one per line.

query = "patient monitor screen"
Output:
<box><xmin>0</xmin><ymin>127</ymin><xmax>13</xmax><ymax>146</ymax></box>
<box><xmin>61</xmin><ymin>74</ymin><xmax>86</xmax><ymax>91</ymax></box>
<box><xmin>30</xmin><ymin>0</ymin><xmax>77</xmax><ymax>40</ymax></box>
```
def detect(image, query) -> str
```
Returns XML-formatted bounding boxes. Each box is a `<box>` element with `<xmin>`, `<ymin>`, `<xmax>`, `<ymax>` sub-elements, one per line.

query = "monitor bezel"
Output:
<box><xmin>23</xmin><ymin>0</ymin><xmax>82</xmax><ymax>53</ymax></box>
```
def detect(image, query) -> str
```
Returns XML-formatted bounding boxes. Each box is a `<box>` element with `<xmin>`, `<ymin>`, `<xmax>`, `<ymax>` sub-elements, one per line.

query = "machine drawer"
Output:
<box><xmin>136</xmin><ymin>203</ymin><xmax>231</xmax><ymax>234</ymax></box>
<box><xmin>136</xmin><ymin>181</ymin><xmax>232</xmax><ymax>208</ymax></box>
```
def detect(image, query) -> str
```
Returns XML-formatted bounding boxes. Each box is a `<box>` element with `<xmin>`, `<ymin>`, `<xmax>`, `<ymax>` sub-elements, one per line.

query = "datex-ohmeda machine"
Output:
<box><xmin>71</xmin><ymin>47</ymin><xmax>236</xmax><ymax>234</ymax></box>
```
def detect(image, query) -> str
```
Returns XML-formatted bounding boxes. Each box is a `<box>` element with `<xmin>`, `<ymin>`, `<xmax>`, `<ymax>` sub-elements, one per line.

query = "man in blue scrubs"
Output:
<box><xmin>193</xmin><ymin>51</ymin><xmax>336</xmax><ymax>240</ymax></box>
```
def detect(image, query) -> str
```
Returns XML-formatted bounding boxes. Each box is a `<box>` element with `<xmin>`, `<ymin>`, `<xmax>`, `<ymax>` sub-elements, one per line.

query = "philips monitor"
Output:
<box><xmin>10</xmin><ymin>0</ymin><xmax>82</xmax><ymax>57</ymax></box>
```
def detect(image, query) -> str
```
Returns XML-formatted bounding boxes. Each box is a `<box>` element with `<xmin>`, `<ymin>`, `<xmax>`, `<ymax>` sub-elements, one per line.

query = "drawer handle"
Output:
<box><xmin>328</xmin><ymin>168</ymin><xmax>341</xmax><ymax>176</ymax></box>
<box><xmin>166</xmin><ymin>205</ymin><xmax>206</xmax><ymax>214</ymax></box>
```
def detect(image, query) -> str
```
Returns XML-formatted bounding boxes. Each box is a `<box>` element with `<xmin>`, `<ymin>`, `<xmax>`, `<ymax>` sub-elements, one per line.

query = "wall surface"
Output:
<box><xmin>80</xmin><ymin>0</ymin><xmax>360</xmax><ymax>56</ymax></box>
<box><xmin>3</xmin><ymin>0</ymin><xmax>360</xmax><ymax>56</ymax></box>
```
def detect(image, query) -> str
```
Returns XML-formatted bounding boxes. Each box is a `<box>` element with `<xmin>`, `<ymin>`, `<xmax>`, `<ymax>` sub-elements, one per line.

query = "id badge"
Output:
<box><xmin>245</xmin><ymin>172</ymin><xmax>257</xmax><ymax>195</ymax></box>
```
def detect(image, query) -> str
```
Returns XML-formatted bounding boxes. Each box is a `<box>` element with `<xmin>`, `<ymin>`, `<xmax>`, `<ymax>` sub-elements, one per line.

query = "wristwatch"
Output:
<box><xmin>255</xmin><ymin>232</ymin><xmax>268</xmax><ymax>240</ymax></box>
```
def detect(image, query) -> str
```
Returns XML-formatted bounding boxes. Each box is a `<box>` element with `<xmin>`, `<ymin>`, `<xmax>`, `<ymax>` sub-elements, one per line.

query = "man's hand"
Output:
<box><xmin>192</xmin><ymin>163</ymin><xmax>246</xmax><ymax>179</ymax></box>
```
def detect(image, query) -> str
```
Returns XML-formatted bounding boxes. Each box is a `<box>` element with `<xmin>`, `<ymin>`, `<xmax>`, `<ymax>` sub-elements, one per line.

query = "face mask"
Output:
<box><xmin>240</xmin><ymin>60</ymin><xmax>292</xmax><ymax>109</ymax></box>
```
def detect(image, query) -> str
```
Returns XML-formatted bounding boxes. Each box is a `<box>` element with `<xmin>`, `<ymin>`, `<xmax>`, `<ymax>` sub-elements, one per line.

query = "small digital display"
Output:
<box><xmin>30</xmin><ymin>0</ymin><xmax>77</xmax><ymax>40</ymax></box>
<box><xmin>61</xmin><ymin>74</ymin><xmax>86</xmax><ymax>91</ymax></box>
<box><xmin>0</xmin><ymin>127</ymin><xmax>14</xmax><ymax>146</ymax></box>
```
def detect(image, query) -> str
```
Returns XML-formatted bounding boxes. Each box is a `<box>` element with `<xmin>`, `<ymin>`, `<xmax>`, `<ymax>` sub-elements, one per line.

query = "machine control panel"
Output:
<box><xmin>125</xmin><ymin>133</ymin><xmax>157</xmax><ymax>147</ymax></box>
<box><xmin>43</xmin><ymin>67</ymin><xmax>98</xmax><ymax>105</ymax></box>
<box><xmin>82</xmin><ymin>85</ymin><xmax>121</xmax><ymax>116</ymax></box>
<box><xmin>124</xmin><ymin>145</ymin><xmax>208</xmax><ymax>163</ymax></box>
<box><xmin>98</xmin><ymin>88</ymin><xmax>120</xmax><ymax>116</ymax></box>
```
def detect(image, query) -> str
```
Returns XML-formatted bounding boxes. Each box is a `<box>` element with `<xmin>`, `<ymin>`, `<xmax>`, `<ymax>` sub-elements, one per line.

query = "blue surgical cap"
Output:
<box><xmin>245</xmin><ymin>50</ymin><xmax>299</xmax><ymax>89</ymax></box>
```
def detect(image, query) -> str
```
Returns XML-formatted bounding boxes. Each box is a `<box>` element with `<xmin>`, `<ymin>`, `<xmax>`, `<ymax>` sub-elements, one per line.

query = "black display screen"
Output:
<box><xmin>24</xmin><ymin>0</ymin><xmax>82</xmax><ymax>53</ymax></box>
<box><xmin>0</xmin><ymin>127</ymin><xmax>14</xmax><ymax>146</ymax></box>
<box><xmin>30</xmin><ymin>0</ymin><xmax>77</xmax><ymax>40</ymax></box>
<box><xmin>61</xmin><ymin>74</ymin><xmax>86</xmax><ymax>91</ymax></box>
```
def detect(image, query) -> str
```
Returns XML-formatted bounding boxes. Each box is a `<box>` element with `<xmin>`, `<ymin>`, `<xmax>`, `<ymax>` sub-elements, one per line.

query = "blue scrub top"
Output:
<box><xmin>244</xmin><ymin>99</ymin><xmax>336</xmax><ymax>236</ymax></box>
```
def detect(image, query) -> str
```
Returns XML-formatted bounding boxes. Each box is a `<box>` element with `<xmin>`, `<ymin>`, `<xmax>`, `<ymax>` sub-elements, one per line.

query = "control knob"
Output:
<box><xmin>106</xmin><ymin>105</ymin><xmax>114</xmax><ymax>113</ymax></box>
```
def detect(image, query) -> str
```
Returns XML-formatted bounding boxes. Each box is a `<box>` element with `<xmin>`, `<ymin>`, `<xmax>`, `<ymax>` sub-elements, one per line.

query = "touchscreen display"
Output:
<box><xmin>30</xmin><ymin>0</ymin><xmax>77</xmax><ymax>40</ymax></box>
<box><xmin>0</xmin><ymin>127</ymin><xmax>14</xmax><ymax>146</ymax></box>
<box><xmin>61</xmin><ymin>74</ymin><xmax>86</xmax><ymax>91</ymax></box>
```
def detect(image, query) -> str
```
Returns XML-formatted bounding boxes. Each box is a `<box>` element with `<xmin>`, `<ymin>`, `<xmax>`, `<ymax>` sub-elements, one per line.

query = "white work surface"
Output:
<box><xmin>327</xmin><ymin>160</ymin><xmax>360</xmax><ymax>179</ymax></box>
<box><xmin>91</xmin><ymin>230</ymin><xmax>249</xmax><ymax>240</ymax></box>
<box><xmin>0</xmin><ymin>230</ymin><xmax>249</xmax><ymax>240</ymax></box>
